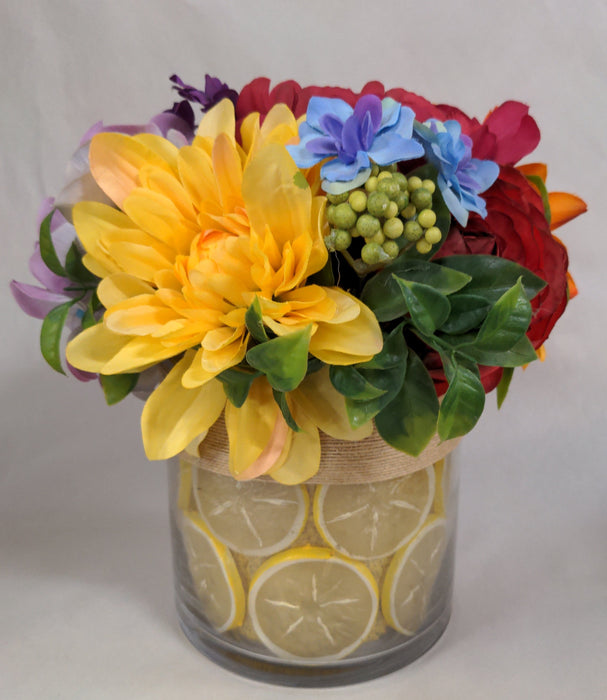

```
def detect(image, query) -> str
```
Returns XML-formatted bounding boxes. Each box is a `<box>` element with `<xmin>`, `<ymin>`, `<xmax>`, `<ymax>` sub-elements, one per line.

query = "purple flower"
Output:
<box><xmin>10</xmin><ymin>201</ymin><xmax>96</xmax><ymax>381</ymax></box>
<box><xmin>170</xmin><ymin>74</ymin><xmax>238</xmax><ymax>112</ymax></box>
<box><xmin>287</xmin><ymin>95</ymin><xmax>425</xmax><ymax>195</ymax></box>
<box><xmin>414</xmin><ymin>119</ymin><xmax>499</xmax><ymax>226</ymax></box>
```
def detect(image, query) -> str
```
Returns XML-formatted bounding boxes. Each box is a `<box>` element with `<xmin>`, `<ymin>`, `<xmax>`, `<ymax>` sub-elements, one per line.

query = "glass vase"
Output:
<box><xmin>167</xmin><ymin>433</ymin><xmax>459</xmax><ymax>687</ymax></box>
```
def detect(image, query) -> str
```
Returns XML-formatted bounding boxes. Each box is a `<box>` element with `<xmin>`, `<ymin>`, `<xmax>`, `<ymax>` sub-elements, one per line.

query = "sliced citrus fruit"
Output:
<box><xmin>381</xmin><ymin>516</ymin><xmax>447</xmax><ymax>635</ymax></box>
<box><xmin>248</xmin><ymin>546</ymin><xmax>378</xmax><ymax>661</ymax></box>
<box><xmin>432</xmin><ymin>459</ymin><xmax>447</xmax><ymax>515</ymax></box>
<box><xmin>313</xmin><ymin>467</ymin><xmax>435</xmax><ymax>560</ymax></box>
<box><xmin>177</xmin><ymin>459</ymin><xmax>194</xmax><ymax>511</ymax></box>
<box><xmin>180</xmin><ymin>512</ymin><xmax>246</xmax><ymax>633</ymax></box>
<box><xmin>191</xmin><ymin>468</ymin><xmax>308</xmax><ymax>556</ymax></box>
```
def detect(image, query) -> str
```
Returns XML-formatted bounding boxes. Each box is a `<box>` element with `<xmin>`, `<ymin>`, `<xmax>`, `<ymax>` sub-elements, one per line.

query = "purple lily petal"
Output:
<box><xmin>170</xmin><ymin>74</ymin><xmax>238</xmax><ymax>112</ymax></box>
<box><xmin>10</xmin><ymin>280</ymin><xmax>68</xmax><ymax>319</ymax></box>
<box><xmin>353</xmin><ymin>95</ymin><xmax>382</xmax><ymax>132</ymax></box>
<box><xmin>306</xmin><ymin>97</ymin><xmax>352</xmax><ymax>131</ymax></box>
<box><xmin>29</xmin><ymin>243</ymin><xmax>67</xmax><ymax>293</ymax></box>
<box><xmin>319</xmin><ymin>113</ymin><xmax>344</xmax><ymax>142</ymax></box>
<box><xmin>150</xmin><ymin>110</ymin><xmax>195</xmax><ymax>142</ymax></box>
<box><xmin>67</xmin><ymin>361</ymin><xmax>97</xmax><ymax>382</ymax></box>
<box><xmin>306</xmin><ymin>136</ymin><xmax>340</xmax><ymax>157</ymax></box>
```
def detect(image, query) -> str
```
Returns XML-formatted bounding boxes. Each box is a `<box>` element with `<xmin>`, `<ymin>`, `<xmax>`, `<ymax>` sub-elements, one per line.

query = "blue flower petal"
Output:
<box><xmin>469</xmin><ymin>158</ymin><xmax>499</xmax><ymax>193</ymax></box>
<box><xmin>353</xmin><ymin>95</ymin><xmax>382</xmax><ymax>131</ymax></box>
<box><xmin>306</xmin><ymin>97</ymin><xmax>352</xmax><ymax>130</ymax></box>
<box><xmin>368</xmin><ymin>132</ymin><xmax>424</xmax><ymax>165</ymax></box>
<box><xmin>439</xmin><ymin>177</ymin><xmax>469</xmax><ymax>227</ymax></box>
<box><xmin>286</xmin><ymin>142</ymin><xmax>324</xmax><ymax>168</ymax></box>
<box><xmin>322</xmin><ymin>168</ymin><xmax>372</xmax><ymax>196</ymax></box>
<box><xmin>320</xmin><ymin>151</ymin><xmax>370</xmax><ymax>182</ymax></box>
<box><xmin>378</xmin><ymin>98</ymin><xmax>402</xmax><ymax>131</ymax></box>
<box><xmin>306</xmin><ymin>136</ymin><xmax>339</xmax><ymax>157</ymax></box>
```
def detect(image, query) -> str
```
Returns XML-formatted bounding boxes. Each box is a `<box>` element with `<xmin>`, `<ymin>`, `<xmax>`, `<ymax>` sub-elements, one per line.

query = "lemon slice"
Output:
<box><xmin>313</xmin><ymin>467</ymin><xmax>435</xmax><ymax>560</ymax></box>
<box><xmin>432</xmin><ymin>459</ymin><xmax>447</xmax><ymax>515</ymax></box>
<box><xmin>249</xmin><ymin>547</ymin><xmax>379</xmax><ymax>662</ymax></box>
<box><xmin>381</xmin><ymin>516</ymin><xmax>447</xmax><ymax>635</ymax></box>
<box><xmin>191</xmin><ymin>468</ymin><xmax>308</xmax><ymax>556</ymax></box>
<box><xmin>177</xmin><ymin>459</ymin><xmax>194</xmax><ymax>511</ymax></box>
<box><xmin>180</xmin><ymin>512</ymin><xmax>246</xmax><ymax>633</ymax></box>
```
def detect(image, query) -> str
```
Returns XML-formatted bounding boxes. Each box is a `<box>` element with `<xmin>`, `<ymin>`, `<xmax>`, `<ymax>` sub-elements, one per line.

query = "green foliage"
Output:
<box><xmin>496</xmin><ymin>367</ymin><xmax>514</xmax><ymax>409</ymax></box>
<box><xmin>40</xmin><ymin>299</ymin><xmax>78</xmax><ymax>374</ymax></box>
<box><xmin>100</xmin><ymin>373</ymin><xmax>139</xmax><ymax>405</ymax></box>
<box><xmin>273</xmin><ymin>390</ymin><xmax>301</xmax><ymax>432</ymax></box>
<box><xmin>437</xmin><ymin>360</ymin><xmax>485</xmax><ymax>441</ymax></box>
<box><xmin>246</xmin><ymin>325</ymin><xmax>312</xmax><ymax>392</ymax></box>
<box><xmin>38</xmin><ymin>212</ymin><xmax>66</xmax><ymax>277</ymax></box>
<box><xmin>392</xmin><ymin>277</ymin><xmax>451</xmax><ymax>335</ymax></box>
<box><xmin>245</xmin><ymin>297</ymin><xmax>269</xmax><ymax>342</ymax></box>
<box><xmin>217</xmin><ymin>366</ymin><xmax>261</xmax><ymax>407</ymax></box>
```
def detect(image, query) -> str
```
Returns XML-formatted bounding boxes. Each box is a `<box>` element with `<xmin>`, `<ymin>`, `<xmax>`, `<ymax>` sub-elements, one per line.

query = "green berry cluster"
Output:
<box><xmin>324</xmin><ymin>165</ymin><xmax>443</xmax><ymax>265</ymax></box>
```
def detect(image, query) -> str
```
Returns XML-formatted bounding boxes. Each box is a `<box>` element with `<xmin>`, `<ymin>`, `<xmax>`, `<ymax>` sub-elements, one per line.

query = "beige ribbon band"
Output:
<box><xmin>181</xmin><ymin>415</ymin><xmax>461</xmax><ymax>485</ymax></box>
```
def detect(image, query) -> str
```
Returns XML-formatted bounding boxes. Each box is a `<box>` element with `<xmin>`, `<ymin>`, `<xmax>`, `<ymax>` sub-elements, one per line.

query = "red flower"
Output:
<box><xmin>441</xmin><ymin>166</ymin><xmax>569</xmax><ymax>349</ymax></box>
<box><xmin>471</xmin><ymin>101</ymin><xmax>541</xmax><ymax>165</ymax></box>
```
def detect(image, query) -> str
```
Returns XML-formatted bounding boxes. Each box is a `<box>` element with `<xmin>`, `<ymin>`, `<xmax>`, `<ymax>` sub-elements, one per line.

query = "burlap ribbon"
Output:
<box><xmin>181</xmin><ymin>415</ymin><xmax>460</xmax><ymax>485</ymax></box>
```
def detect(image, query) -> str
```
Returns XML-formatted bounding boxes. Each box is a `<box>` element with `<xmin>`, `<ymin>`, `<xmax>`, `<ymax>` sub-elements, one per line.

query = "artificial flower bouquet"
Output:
<box><xmin>12</xmin><ymin>75</ymin><xmax>586</xmax><ymax>682</ymax></box>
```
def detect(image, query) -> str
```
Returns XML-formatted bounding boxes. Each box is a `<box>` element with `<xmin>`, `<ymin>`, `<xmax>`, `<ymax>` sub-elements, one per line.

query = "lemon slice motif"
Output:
<box><xmin>192</xmin><ymin>469</ymin><xmax>309</xmax><ymax>557</ymax></box>
<box><xmin>180</xmin><ymin>512</ymin><xmax>246</xmax><ymax>633</ymax></box>
<box><xmin>313</xmin><ymin>467</ymin><xmax>435</xmax><ymax>560</ymax></box>
<box><xmin>381</xmin><ymin>516</ymin><xmax>447</xmax><ymax>635</ymax></box>
<box><xmin>249</xmin><ymin>547</ymin><xmax>379</xmax><ymax>662</ymax></box>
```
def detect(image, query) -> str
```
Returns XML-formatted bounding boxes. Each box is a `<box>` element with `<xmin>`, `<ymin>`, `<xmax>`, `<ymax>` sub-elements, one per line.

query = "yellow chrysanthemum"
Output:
<box><xmin>65</xmin><ymin>99</ymin><xmax>382</xmax><ymax>476</ymax></box>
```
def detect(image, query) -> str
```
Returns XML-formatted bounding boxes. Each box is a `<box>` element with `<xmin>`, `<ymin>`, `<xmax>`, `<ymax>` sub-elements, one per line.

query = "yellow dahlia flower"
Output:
<box><xmin>66</xmin><ymin>100</ymin><xmax>382</xmax><ymax>478</ymax></box>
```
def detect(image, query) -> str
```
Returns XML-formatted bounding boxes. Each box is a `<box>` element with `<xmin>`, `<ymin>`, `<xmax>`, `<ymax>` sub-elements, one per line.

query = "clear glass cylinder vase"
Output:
<box><xmin>167</xmin><ymin>442</ymin><xmax>458</xmax><ymax>687</ymax></box>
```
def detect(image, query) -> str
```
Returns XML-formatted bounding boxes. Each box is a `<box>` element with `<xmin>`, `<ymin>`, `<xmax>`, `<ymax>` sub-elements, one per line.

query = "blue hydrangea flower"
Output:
<box><xmin>287</xmin><ymin>95</ymin><xmax>424</xmax><ymax>195</ymax></box>
<box><xmin>414</xmin><ymin>119</ymin><xmax>499</xmax><ymax>226</ymax></box>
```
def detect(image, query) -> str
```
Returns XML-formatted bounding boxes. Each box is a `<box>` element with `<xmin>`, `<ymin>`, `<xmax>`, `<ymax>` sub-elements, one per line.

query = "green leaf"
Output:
<box><xmin>217</xmin><ymin>366</ymin><xmax>260</xmax><ymax>407</ymax></box>
<box><xmin>329</xmin><ymin>365</ymin><xmax>388</xmax><ymax>400</ymax></box>
<box><xmin>272</xmin><ymin>390</ymin><xmax>301</xmax><ymax>432</ymax></box>
<box><xmin>462</xmin><ymin>334</ymin><xmax>538</xmax><ymax>367</ymax></box>
<box><xmin>39</xmin><ymin>211</ymin><xmax>66</xmax><ymax>276</ymax></box>
<box><xmin>293</xmin><ymin>171</ymin><xmax>309</xmax><ymax>190</ymax></box>
<box><xmin>81</xmin><ymin>292</ymin><xmax>101</xmax><ymax>330</ymax></box>
<box><xmin>474</xmin><ymin>278</ymin><xmax>532</xmax><ymax>352</ymax></box>
<box><xmin>100</xmin><ymin>373</ymin><xmax>139</xmax><ymax>405</ymax></box>
<box><xmin>345</xmin><ymin>362</ymin><xmax>406</xmax><ymax>428</ymax></box>
<box><xmin>439</xmin><ymin>293</ymin><xmax>491</xmax><ymax>334</ymax></box>
<box><xmin>393</xmin><ymin>277</ymin><xmax>451</xmax><ymax>335</ymax></box>
<box><xmin>244</xmin><ymin>296</ymin><xmax>269</xmax><ymax>343</ymax></box>
<box><xmin>496</xmin><ymin>367</ymin><xmax>514</xmax><ymax>409</ymax></box>
<box><xmin>246</xmin><ymin>325</ymin><xmax>312</xmax><ymax>392</ymax></box>
<box><xmin>40</xmin><ymin>299</ymin><xmax>78</xmax><ymax>374</ymax></box>
<box><xmin>361</xmin><ymin>258</ymin><xmax>470</xmax><ymax>322</ymax></box>
<box><xmin>437</xmin><ymin>363</ymin><xmax>485</xmax><ymax>441</ymax></box>
<box><xmin>375</xmin><ymin>350</ymin><xmax>439</xmax><ymax>456</ymax></box>
<box><xmin>64</xmin><ymin>242</ymin><xmax>98</xmax><ymax>285</ymax></box>
<box><xmin>437</xmin><ymin>255</ymin><xmax>546</xmax><ymax>304</ymax></box>
<box><xmin>525</xmin><ymin>174</ymin><xmax>551</xmax><ymax>225</ymax></box>
<box><xmin>358</xmin><ymin>323</ymin><xmax>407</xmax><ymax>369</ymax></box>
<box><xmin>307</xmin><ymin>256</ymin><xmax>335</xmax><ymax>287</ymax></box>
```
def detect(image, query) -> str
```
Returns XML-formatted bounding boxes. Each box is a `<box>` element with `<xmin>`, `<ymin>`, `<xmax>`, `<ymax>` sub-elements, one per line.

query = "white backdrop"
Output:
<box><xmin>1</xmin><ymin>1</ymin><xmax>606</xmax><ymax>698</ymax></box>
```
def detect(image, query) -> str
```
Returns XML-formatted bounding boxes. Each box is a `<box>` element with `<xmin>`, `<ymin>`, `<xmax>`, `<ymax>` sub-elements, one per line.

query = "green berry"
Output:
<box><xmin>424</xmin><ymin>226</ymin><xmax>442</xmax><ymax>244</ymax></box>
<box><xmin>382</xmin><ymin>240</ymin><xmax>400</xmax><ymax>258</ymax></box>
<box><xmin>385</xmin><ymin>201</ymin><xmax>399</xmax><ymax>219</ymax></box>
<box><xmin>326</xmin><ymin>204</ymin><xmax>337</xmax><ymax>225</ymax></box>
<box><xmin>371</xmin><ymin>164</ymin><xmax>380</xmax><ymax>176</ymax></box>
<box><xmin>361</xmin><ymin>242</ymin><xmax>383</xmax><ymax>265</ymax></box>
<box><xmin>401</xmin><ymin>203</ymin><xmax>416</xmax><ymax>219</ymax></box>
<box><xmin>377</xmin><ymin>177</ymin><xmax>400</xmax><ymax>199</ymax></box>
<box><xmin>393</xmin><ymin>172</ymin><xmax>408</xmax><ymax>190</ymax></box>
<box><xmin>404</xmin><ymin>220</ymin><xmax>424</xmax><ymax>241</ymax></box>
<box><xmin>333</xmin><ymin>229</ymin><xmax>352</xmax><ymax>251</ymax></box>
<box><xmin>377</xmin><ymin>171</ymin><xmax>392</xmax><ymax>181</ymax></box>
<box><xmin>368</xmin><ymin>231</ymin><xmax>385</xmax><ymax>245</ymax></box>
<box><xmin>421</xmin><ymin>179</ymin><xmax>436</xmax><ymax>194</ymax></box>
<box><xmin>332</xmin><ymin>202</ymin><xmax>357</xmax><ymax>229</ymax></box>
<box><xmin>324</xmin><ymin>231</ymin><xmax>337</xmax><ymax>250</ymax></box>
<box><xmin>411</xmin><ymin>187</ymin><xmax>432</xmax><ymax>210</ymax></box>
<box><xmin>383</xmin><ymin>217</ymin><xmax>404</xmax><ymax>239</ymax></box>
<box><xmin>348</xmin><ymin>189</ymin><xmax>367</xmax><ymax>212</ymax></box>
<box><xmin>416</xmin><ymin>239</ymin><xmax>433</xmax><ymax>254</ymax></box>
<box><xmin>407</xmin><ymin>176</ymin><xmax>423</xmax><ymax>192</ymax></box>
<box><xmin>395</xmin><ymin>191</ymin><xmax>409</xmax><ymax>212</ymax></box>
<box><xmin>356</xmin><ymin>213</ymin><xmax>381</xmax><ymax>237</ymax></box>
<box><xmin>327</xmin><ymin>191</ymin><xmax>349</xmax><ymax>204</ymax></box>
<box><xmin>417</xmin><ymin>208</ymin><xmax>437</xmax><ymax>229</ymax></box>
<box><xmin>365</xmin><ymin>176</ymin><xmax>379</xmax><ymax>192</ymax></box>
<box><xmin>367</xmin><ymin>191</ymin><xmax>390</xmax><ymax>217</ymax></box>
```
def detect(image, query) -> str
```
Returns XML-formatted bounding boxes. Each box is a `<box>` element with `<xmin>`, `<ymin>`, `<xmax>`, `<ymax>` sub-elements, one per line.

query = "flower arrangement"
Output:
<box><xmin>12</xmin><ymin>75</ymin><xmax>586</xmax><ymax>484</ymax></box>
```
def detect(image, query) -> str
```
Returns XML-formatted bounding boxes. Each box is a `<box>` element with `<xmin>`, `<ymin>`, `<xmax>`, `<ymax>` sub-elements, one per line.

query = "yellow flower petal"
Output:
<box><xmin>141</xmin><ymin>350</ymin><xmax>226</xmax><ymax>460</ymax></box>
<box><xmin>292</xmin><ymin>367</ymin><xmax>373</xmax><ymax>441</ymax></box>
<box><xmin>212</xmin><ymin>133</ymin><xmax>244</xmax><ymax>213</ymax></box>
<box><xmin>97</xmin><ymin>274</ymin><xmax>154</xmax><ymax>308</ymax></box>
<box><xmin>66</xmin><ymin>323</ymin><xmax>131</xmax><ymax>373</ymax></box>
<box><xmin>104</xmin><ymin>294</ymin><xmax>182</xmax><ymax>336</ymax></box>
<box><xmin>88</xmin><ymin>132</ymin><xmax>172</xmax><ymax>208</ymax></box>
<box><xmin>268</xmin><ymin>403</ymin><xmax>321</xmax><ymax>485</ymax></box>
<box><xmin>132</xmin><ymin>134</ymin><xmax>180</xmax><ymax>170</ymax></box>
<box><xmin>102</xmin><ymin>335</ymin><xmax>195</xmax><ymax>374</ymax></box>
<box><xmin>194</xmin><ymin>99</ymin><xmax>236</xmax><ymax>150</ymax></box>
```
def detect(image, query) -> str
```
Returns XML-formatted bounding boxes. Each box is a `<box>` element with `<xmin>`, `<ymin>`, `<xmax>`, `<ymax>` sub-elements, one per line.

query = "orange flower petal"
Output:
<box><xmin>548</xmin><ymin>192</ymin><xmax>587</xmax><ymax>230</ymax></box>
<box><xmin>517</xmin><ymin>162</ymin><xmax>547</xmax><ymax>182</ymax></box>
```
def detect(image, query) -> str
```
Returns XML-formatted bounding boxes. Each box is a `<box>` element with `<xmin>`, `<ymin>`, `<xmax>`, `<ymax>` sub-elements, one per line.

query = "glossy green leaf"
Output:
<box><xmin>65</xmin><ymin>242</ymin><xmax>98</xmax><ymax>285</ymax></box>
<box><xmin>345</xmin><ymin>362</ymin><xmax>407</xmax><ymax>428</ymax></box>
<box><xmin>217</xmin><ymin>366</ymin><xmax>260</xmax><ymax>407</ymax></box>
<box><xmin>393</xmin><ymin>277</ymin><xmax>451</xmax><ymax>335</ymax></box>
<box><xmin>244</xmin><ymin>296</ymin><xmax>269</xmax><ymax>343</ymax></box>
<box><xmin>439</xmin><ymin>293</ymin><xmax>491</xmax><ymax>334</ymax></box>
<box><xmin>474</xmin><ymin>278</ymin><xmax>532</xmax><ymax>352</ymax></box>
<box><xmin>525</xmin><ymin>174</ymin><xmax>551</xmax><ymax>225</ymax></box>
<box><xmin>39</xmin><ymin>211</ymin><xmax>66</xmax><ymax>277</ymax></box>
<box><xmin>361</xmin><ymin>258</ymin><xmax>470</xmax><ymax>322</ymax></box>
<box><xmin>329</xmin><ymin>365</ymin><xmax>388</xmax><ymax>400</ymax></box>
<box><xmin>375</xmin><ymin>350</ymin><xmax>439</xmax><ymax>456</ymax></box>
<box><xmin>100</xmin><ymin>373</ymin><xmax>139</xmax><ymax>405</ymax></box>
<box><xmin>496</xmin><ymin>366</ymin><xmax>514</xmax><ymax>409</ymax></box>
<box><xmin>437</xmin><ymin>255</ymin><xmax>546</xmax><ymax>304</ymax></box>
<box><xmin>308</xmin><ymin>257</ymin><xmax>335</xmax><ymax>287</ymax></box>
<box><xmin>81</xmin><ymin>292</ymin><xmax>102</xmax><ymax>330</ymax></box>
<box><xmin>462</xmin><ymin>334</ymin><xmax>538</xmax><ymax>367</ymax></box>
<box><xmin>358</xmin><ymin>323</ymin><xmax>407</xmax><ymax>370</ymax></box>
<box><xmin>438</xmin><ymin>363</ymin><xmax>485</xmax><ymax>441</ymax></box>
<box><xmin>246</xmin><ymin>325</ymin><xmax>311</xmax><ymax>392</ymax></box>
<box><xmin>40</xmin><ymin>299</ymin><xmax>78</xmax><ymax>374</ymax></box>
<box><xmin>272</xmin><ymin>390</ymin><xmax>301</xmax><ymax>432</ymax></box>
